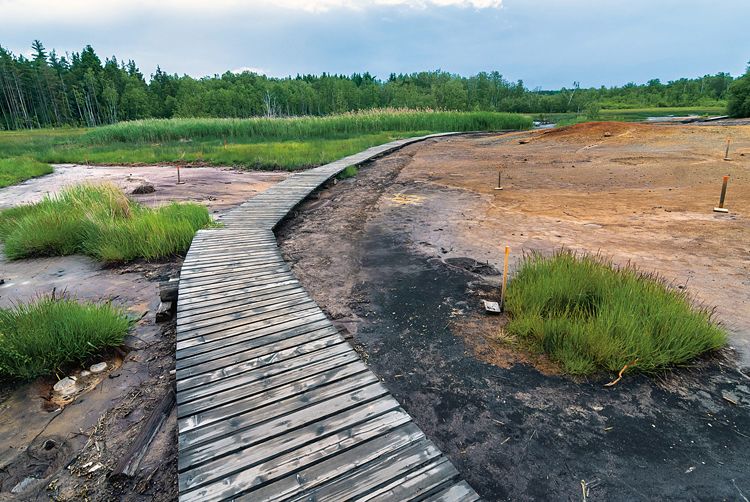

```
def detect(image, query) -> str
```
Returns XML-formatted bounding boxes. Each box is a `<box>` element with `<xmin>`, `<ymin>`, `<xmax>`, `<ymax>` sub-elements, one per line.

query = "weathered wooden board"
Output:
<box><xmin>176</xmin><ymin>133</ymin><xmax>479</xmax><ymax>501</ymax></box>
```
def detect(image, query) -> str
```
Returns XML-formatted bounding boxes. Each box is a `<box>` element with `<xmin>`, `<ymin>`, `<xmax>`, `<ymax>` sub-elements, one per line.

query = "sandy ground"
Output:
<box><xmin>277</xmin><ymin>125</ymin><xmax>750</xmax><ymax>501</ymax></box>
<box><xmin>0</xmin><ymin>165</ymin><xmax>286</xmax><ymax>500</ymax></box>
<box><xmin>405</xmin><ymin>123</ymin><xmax>750</xmax><ymax>365</ymax></box>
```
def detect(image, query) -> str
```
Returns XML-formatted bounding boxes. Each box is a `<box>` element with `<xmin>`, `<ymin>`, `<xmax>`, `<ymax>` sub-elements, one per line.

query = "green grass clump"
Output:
<box><xmin>504</xmin><ymin>251</ymin><xmax>726</xmax><ymax>375</ymax></box>
<box><xmin>0</xmin><ymin>184</ymin><xmax>211</xmax><ymax>262</ymax></box>
<box><xmin>0</xmin><ymin>157</ymin><xmax>53</xmax><ymax>188</ymax></box>
<box><xmin>0</xmin><ymin>295</ymin><xmax>130</xmax><ymax>380</ymax></box>
<box><xmin>336</xmin><ymin>166</ymin><xmax>359</xmax><ymax>180</ymax></box>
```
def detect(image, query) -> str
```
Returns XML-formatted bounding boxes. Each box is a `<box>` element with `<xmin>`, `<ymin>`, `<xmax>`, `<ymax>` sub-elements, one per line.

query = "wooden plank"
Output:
<box><xmin>177</xmin><ymin>347</ymin><xmax>358</xmax><ymax>410</ymax></box>
<box><xmin>359</xmin><ymin>458</ymin><xmax>459</xmax><ymax>502</ymax></box>
<box><xmin>179</xmin><ymin>381</ymin><xmax>399</xmax><ymax>468</ymax></box>
<box><xmin>176</xmin><ymin>314</ymin><xmax>330</xmax><ymax>363</ymax></box>
<box><xmin>177</xmin><ymin>291</ymin><xmax>309</xmax><ymax>328</ymax></box>
<box><xmin>176</xmin><ymin>334</ymin><xmax>344</xmax><ymax>392</ymax></box>
<box><xmin>176</xmin><ymin>300</ymin><xmax>319</xmax><ymax>342</ymax></box>
<box><xmin>176</xmin><ymin>325</ymin><xmax>338</xmax><ymax>379</ymax></box>
<box><xmin>286</xmin><ymin>441</ymin><xmax>447</xmax><ymax>502</ymax></box>
<box><xmin>177</xmin><ymin>279</ymin><xmax>299</xmax><ymax>311</ymax></box>
<box><xmin>227</xmin><ymin>422</ymin><xmax>426</xmax><ymax>502</ymax></box>
<box><xmin>177</xmin><ymin>351</ymin><xmax>360</xmax><ymax>417</ymax></box>
<box><xmin>178</xmin><ymin>360</ymin><xmax>370</xmax><ymax>434</ymax></box>
<box><xmin>177</xmin><ymin>284</ymin><xmax>305</xmax><ymax>320</ymax></box>
<box><xmin>429</xmin><ymin>481</ymin><xmax>482</xmax><ymax>502</ymax></box>
<box><xmin>176</xmin><ymin>310</ymin><xmax>327</xmax><ymax>355</ymax></box>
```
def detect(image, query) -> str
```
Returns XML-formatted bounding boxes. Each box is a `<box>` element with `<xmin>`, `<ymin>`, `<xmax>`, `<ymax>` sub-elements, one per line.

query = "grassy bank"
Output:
<box><xmin>534</xmin><ymin>106</ymin><xmax>727</xmax><ymax>127</ymax></box>
<box><xmin>505</xmin><ymin>251</ymin><xmax>726</xmax><ymax>376</ymax></box>
<box><xmin>0</xmin><ymin>157</ymin><xmax>53</xmax><ymax>188</ymax></box>
<box><xmin>0</xmin><ymin>111</ymin><xmax>531</xmax><ymax>171</ymax></box>
<box><xmin>0</xmin><ymin>295</ymin><xmax>130</xmax><ymax>380</ymax></box>
<box><xmin>0</xmin><ymin>184</ymin><xmax>212</xmax><ymax>262</ymax></box>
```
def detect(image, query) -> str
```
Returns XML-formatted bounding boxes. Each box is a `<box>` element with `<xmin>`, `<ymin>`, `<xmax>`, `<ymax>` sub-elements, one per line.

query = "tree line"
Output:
<box><xmin>0</xmin><ymin>41</ymin><xmax>743</xmax><ymax>130</ymax></box>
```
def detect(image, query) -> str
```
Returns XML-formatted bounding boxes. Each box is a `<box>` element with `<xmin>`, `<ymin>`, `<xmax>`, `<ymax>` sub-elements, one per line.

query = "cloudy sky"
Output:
<box><xmin>2</xmin><ymin>0</ymin><xmax>748</xmax><ymax>89</ymax></box>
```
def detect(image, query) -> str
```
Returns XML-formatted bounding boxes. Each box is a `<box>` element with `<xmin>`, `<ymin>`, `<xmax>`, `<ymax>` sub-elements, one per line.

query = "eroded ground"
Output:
<box><xmin>0</xmin><ymin>165</ymin><xmax>286</xmax><ymax>500</ymax></box>
<box><xmin>277</xmin><ymin>124</ymin><xmax>750</xmax><ymax>501</ymax></box>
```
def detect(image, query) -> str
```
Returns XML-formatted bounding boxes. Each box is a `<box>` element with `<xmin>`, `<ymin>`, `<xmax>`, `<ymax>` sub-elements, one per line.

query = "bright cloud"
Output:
<box><xmin>0</xmin><ymin>0</ymin><xmax>502</xmax><ymax>23</ymax></box>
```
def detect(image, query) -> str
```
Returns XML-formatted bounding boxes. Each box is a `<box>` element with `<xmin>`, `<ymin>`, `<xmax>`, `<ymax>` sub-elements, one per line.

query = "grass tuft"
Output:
<box><xmin>0</xmin><ymin>184</ymin><xmax>212</xmax><ymax>262</ymax></box>
<box><xmin>504</xmin><ymin>251</ymin><xmax>726</xmax><ymax>375</ymax></box>
<box><xmin>336</xmin><ymin>166</ymin><xmax>359</xmax><ymax>180</ymax></box>
<box><xmin>0</xmin><ymin>157</ymin><xmax>53</xmax><ymax>188</ymax></box>
<box><xmin>0</xmin><ymin>294</ymin><xmax>131</xmax><ymax>380</ymax></box>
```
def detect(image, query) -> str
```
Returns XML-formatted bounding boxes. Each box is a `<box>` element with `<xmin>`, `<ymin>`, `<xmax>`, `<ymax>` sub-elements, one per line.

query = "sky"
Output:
<box><xmin>2</xmin><ymin>0</ymin><xmax>749</xmax><ymax>89</ymax></box>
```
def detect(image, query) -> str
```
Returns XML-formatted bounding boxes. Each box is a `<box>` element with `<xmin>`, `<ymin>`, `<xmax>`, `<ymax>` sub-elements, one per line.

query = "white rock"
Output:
<box><xmin>89</xmin><ymin>362</ymin><xmax>108</xmax><ymax>373</ymax></box>
<box><xmin>79</xmin><ymin>370</ymin><xmax>91</xmax><ymax>377</ymax></box>
<box><xmin>53</xmin><ymin>377</ymin><xmax>77</xmax><ymax>396</ymax></box>
<box><xmin>11</xmin><ymin>477</ymin><xmax>37</xmax><ymax>493</ymax></box>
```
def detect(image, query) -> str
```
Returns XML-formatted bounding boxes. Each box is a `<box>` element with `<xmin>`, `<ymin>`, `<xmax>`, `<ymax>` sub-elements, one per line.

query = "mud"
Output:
<box><xmin>0</xmin><ymin>164</ymin><xmax>287</xmax><ymax>215</ymax></box>
<box><xmin>277</xmin><ymin>127</ymin><xmax>750</xmax><ymax>501</ymax></box>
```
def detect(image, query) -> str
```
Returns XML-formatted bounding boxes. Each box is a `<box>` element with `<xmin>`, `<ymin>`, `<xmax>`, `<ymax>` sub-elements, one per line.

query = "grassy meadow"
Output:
<box><xmin>0</xmin><ymin>184</ymin><xmax>212</xmax><ymax>262</ymax></box>
<box><xmin>504</xmin><ymin>251</ymin><xmax>726</xmax><ymax>376</ymax></box>
<box><xmin>0</xmin><ymin>294</ymin><xmax>131</xmax><ymax>380</ymax></box>
<box><xmin>0</xmin><ymin>110</ymin><xmax>531</xmax><ymax>171</ymax></box>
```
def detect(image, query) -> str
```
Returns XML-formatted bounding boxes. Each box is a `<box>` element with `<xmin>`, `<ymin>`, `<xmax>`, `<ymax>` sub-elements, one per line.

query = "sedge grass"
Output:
<box><xmin>80</xmin><ymin>110</ymin><xmax>531</xmax><ymax>144</ymax></box>
<box><xmin>504</xmin><ymin>251</ymin><xmax>726</xmax><ymax>375</ymax></box>
<box><xmin>0</xmin><ymin>157</ymin><xmax>53</xmax><ymax>188</ymax></box>
<box><xmin>0</xmin><ymin>184</ymin><xmax>212</xmax><ymax>262</ymax></box>
<box><xmin>0</xmin><ymin>294</ymin><xmax>130</xmax><ymax>380</ymax></box>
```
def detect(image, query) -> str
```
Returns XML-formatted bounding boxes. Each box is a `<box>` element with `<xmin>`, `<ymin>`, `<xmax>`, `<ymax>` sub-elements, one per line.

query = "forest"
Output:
<box><xmin>0</xmin><ymin>41</ymin><xmax>745</xmax><ymax>130</ymax></box>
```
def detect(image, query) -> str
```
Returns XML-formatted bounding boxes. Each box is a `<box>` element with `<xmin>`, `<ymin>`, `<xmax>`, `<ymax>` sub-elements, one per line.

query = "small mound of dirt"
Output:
<box><xmin>445</xmin><ymin>257</ymin><xmax>500</xmax><ymax>276</ymax></box>
<box><xmin>132</xmin><ymin>183</ymin><xmax>156</xmax><ymax>194</ymax></box>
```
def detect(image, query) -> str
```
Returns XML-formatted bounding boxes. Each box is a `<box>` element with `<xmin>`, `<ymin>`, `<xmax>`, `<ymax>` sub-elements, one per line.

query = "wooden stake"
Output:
<box><xmin>500</xmin><ymin>246</ymin><xmax>510</xmax><ymax>311</ymax></box>
<box><xmin>713</xmin><ymin>175</ymin><xmax>730</xmax><ymax>213</ymax></box>
<box><xmin>724</xmin><ymin>137</ymin><xmax>731</xmax><ymax>161</ymax></box>
<box><xmin>495</xmin><ymin>168</ymin><xmax>504</xmax><ymax>190</ymax></box>
<box><xmin>177</xmin><ymin>165</ymin><xmax>183</xmax><ymax>185</ymax></box>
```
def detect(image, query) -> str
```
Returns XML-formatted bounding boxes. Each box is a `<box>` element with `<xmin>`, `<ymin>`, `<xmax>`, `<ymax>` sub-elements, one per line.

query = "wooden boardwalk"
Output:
<box><xmin>175</xmin><ymin>134</ymin><xmax>480</xmax><ymax>501</ymax></box>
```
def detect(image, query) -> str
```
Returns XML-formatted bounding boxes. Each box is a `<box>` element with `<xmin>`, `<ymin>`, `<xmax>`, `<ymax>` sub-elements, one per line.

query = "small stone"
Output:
<box><xmin>11</xmin><ymin>477</ymin><xmax>38</xmax><ymax>494</ymax></box>
<box><xmin>53</xmin><ymin>377</ymin><xmax>77</xmax><ymax>396</ymax></box>
<box><xmin>79</xmin><ymin>370</ymin><xmax>91</xmax><ymax>378</ymax></box>
<box><xmin>131</xmin><ymin>183</ymin><xmax>155</xmax><ymax>194</ymax></box>
<box><xmin>89</xmin><ymin>362</ymin><xmax>108</xmax><ymax>374</ymax></box>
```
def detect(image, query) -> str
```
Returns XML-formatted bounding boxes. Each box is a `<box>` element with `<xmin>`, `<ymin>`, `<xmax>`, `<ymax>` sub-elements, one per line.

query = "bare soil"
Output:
<box><xmin>0</xmin><ymin>165</ymin><xmax>285</xmax><ymax>500</ymax></box>
<box><xmin>277</xmin><ymin>124</ymin><xmax>750</xmax><ymax>501</ymax></box>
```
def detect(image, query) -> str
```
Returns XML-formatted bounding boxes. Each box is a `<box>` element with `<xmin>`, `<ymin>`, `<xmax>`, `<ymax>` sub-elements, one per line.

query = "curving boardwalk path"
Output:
<box><xmin>175</xmin><ymin>134</ymin><xmax>480</xmax><ymax>501</ymax></box>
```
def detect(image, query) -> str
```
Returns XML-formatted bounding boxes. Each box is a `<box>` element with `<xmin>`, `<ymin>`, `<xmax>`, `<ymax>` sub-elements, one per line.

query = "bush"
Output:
<box><xmin>0</xmin><ymin>184</ymin><xmax>212</xmax><ymax>262</ymax></box>
<box><xmin>504</xmin><ymin>251</ymin><xmax>726</xmax><ymax>375</ymax></box>
<box><xmin>0</xmin><ymin>295</ymin><xmax>131</xmax><ymax>380</ymax></box>
<box><xmin>727</xmin><ymin>69</ymin><xmax>750</xmax><ymax>118</ymax></box>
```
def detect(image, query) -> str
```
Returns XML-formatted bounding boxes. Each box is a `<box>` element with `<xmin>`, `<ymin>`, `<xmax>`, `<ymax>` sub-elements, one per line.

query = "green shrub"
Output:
<box><xmin>504</xmin><ymin>251</ymin><xmax>726</xmax><ymax>375</ymax></box>
<box><xmin>0</xmin><ymin>184</ymin><xmax>211</xmax><ymax>262</ymax></box>
<box><xmin>0</xmin><ymin>295</ymin><xmax>131</xmax><ymax>380</ymax></box>
<box><xmin>727</xmin><ymin>66</ymin><xmax>750</xmax><ymax>118</ymax></box>
<box><xmin>0</xmin><ymin>157</ymin><xmax>53</xmax><ymax>188</ymax></box>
